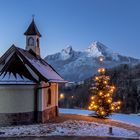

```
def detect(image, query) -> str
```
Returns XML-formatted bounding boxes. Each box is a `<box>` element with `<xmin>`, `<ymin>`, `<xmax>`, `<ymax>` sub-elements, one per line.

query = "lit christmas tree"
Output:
<box><xmin>88</xmin><ymin>57</ymin><xmax>121</xmax><ymax>118</ymax></box>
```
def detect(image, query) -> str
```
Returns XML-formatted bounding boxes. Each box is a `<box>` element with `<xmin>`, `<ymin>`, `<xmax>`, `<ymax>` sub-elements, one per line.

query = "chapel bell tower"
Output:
<box><xmin>24</xmin><ymin>18</ymin><xmax>42</xmax><ymax>56</ymax></box>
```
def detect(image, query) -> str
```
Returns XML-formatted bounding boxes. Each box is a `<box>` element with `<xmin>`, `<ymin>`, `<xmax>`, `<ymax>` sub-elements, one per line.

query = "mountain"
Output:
<box><xmin>45</xmin><ymin>41</ymin><xmax>139</xmax><ymax>82</ymax></box>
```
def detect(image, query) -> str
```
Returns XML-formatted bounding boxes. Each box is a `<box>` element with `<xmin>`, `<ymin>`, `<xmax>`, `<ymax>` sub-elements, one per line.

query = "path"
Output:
<box><xmin>0</xmin><ymin>136</ymin><xmax>139</xmax><ymax>140</ymax></box>
<box><xmin>0</xmin><ymin>114</ymin><xmax>139</xmax><ymax>140</ymax></box>
<box><xmin>50</xmin><ymin>114</ymin><xmax>140</xmax><ymax>136</ymax></box>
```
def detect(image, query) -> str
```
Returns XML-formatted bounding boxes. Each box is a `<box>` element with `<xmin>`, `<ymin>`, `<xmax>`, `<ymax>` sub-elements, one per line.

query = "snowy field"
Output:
<box><xmin>0</xmin><ymin>120</ymin><xmax>138</xmax><ymax>137</ymax></box>
<box><xmin>60</xmin><ymin>108</ymin><xmax>140</xmax><ymax>127</ymax></box>
<box><xmin>0</xmin><ymin>108</ymin><xmax>139</xmax><ymax>137</ymax></box>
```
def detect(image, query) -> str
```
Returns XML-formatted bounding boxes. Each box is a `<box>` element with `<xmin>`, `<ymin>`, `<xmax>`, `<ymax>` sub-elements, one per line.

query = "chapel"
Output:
<box><xmin>0</xmin><ymin>18</ymin><xmax>66</xmax><ymax>126</ymax></box>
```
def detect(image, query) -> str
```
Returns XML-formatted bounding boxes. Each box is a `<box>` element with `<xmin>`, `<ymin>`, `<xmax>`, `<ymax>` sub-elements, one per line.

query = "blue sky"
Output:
<box><xmin>0</xmin><ymin>0</ymin><xmax>140</xmax><ymax>58</ymax></box>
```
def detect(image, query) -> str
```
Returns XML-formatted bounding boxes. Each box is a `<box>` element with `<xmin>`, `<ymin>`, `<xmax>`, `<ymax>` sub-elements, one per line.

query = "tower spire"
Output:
<box><xmin>32</xmin><ymin>14</ymin><xmax>35</xmax><ymax>21</ymax></box>
<box><xmin>24</xmin><ymin>18</ymin><xmax>41</xmax><ymax>56</ymax></box>
<box><xmin>24</xmin><ymin>16</ymin><xmax>41</xmax><ymax>37</ymax></box>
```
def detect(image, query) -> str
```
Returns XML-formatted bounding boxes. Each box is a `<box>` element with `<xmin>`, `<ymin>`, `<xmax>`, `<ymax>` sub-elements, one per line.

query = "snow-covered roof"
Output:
<box><xmin>0</xmin><ymin>72</ymin><xmax>35</xmax><ymax>85</ymax></box>
<box><xmin>0</xmin><ymin>45</ymin><xmax>66</xmax><ymax>84</ymax></box>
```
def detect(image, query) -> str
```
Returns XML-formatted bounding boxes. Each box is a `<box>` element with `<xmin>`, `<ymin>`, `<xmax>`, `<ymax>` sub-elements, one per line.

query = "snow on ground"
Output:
<box><xmin>0</xmin><ymin>108</ymin><xmax>139</xmax><ymax>137</ymax></box>
<box><xmin>0</xmin><ymin>120</ymin><xmax>137</xmax><ymax>137</ymax></box>
<box><xmin>110</xmin><ymin>113</ymin><xmax>140</xmax><ymax>127</ymax></box>
<box><xmin>60</xmin><ymin>108</ymin><xmax>93</xmax><ymax>116</ymax></box>
<box><xmin>60</xmin><ymin>108</ymin><xmax>140</xmax><ymax>127</ymax></box>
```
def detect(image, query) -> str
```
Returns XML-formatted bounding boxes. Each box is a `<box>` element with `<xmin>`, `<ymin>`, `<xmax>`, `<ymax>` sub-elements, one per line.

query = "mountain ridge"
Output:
<box><xmin>45</xmin><ymin>41</ymin><xmax>139</xmax><ymax>82</ymax></box>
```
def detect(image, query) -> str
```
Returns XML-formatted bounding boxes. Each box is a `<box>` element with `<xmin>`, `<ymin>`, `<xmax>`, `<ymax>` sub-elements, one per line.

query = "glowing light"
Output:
<box><xmin>112</xmin><ymin>86</ymin><xmax>115</xmax><ymax>90</ymax></box>
<box><xmin>110</xmin><ymin>89</ymin><xmax>114</xmax><ymax>93</ymax></box>
<box><xmin>93</xmin><ymin>105</ymin><xmax>98</xmax><ymax>109</ymax></box>
<box><xmin>99</xmin><ymin>91</ymin><xmax>103</xmax><ymax>96</ymax></box>
<box><xmin>98</xmin><ymin>68</ymin><xmax>106</xmax><ymax>74</ymax></box>
<box><xmin>90</xmin><ymin>104</ymin><xmax>93</xmax><ymax>107</ymax></box>
<box><xmin>91</xmin><ymin>96</ymin><xmax>95</xmax><ymax>100</ymax></box>
<box><xmin>60</xmin><ymin>93</ymin><xmax>64</xmax><ymax>99</ymax></box>
<box><xmin>118</xmin><ymin>101</ymin><xmax>121</xmax><ymax>105</ymax></box>
<box><xmin>88</xmin><ymin>106</ymin><xmax>92</xmax><ymax>110</ymax></box>
<box><xmin>95</xmin><ymin>76</ymin><xmax>99</xmax><ymax>81</ymax></box>
<box><xmin>117</xmin><ymin>106</ymin><xmax>120</xmax><ymax>110</ymax></box>
<box><xmin>98</xmin><ymin>99</ymin><xmax>102</xmax><ymax>103</ymax></box>
<box><xmin>110</xmin><ymin>86</ymin><xmax>115</xmax><ymax>92</ymax></box>
<box><xmin>102</xmin><ymin>68</ymin><xmax>105</xmax><ymax>72</ymax></box>
<box><xmin>107</xmin><ymin>99</ymin><xmax>112</xmax><ymax>103</ymax></box>
<box><xmin>98</xmin><ymin>68</ymin><xmax>101</xmax><ymax>73</ymax></box>
<box><xmin>106</xmin><ymin>93</ymin><xmax>110</xmax><ymax>97</ymax></box>
<box><xmin>99</xmin><ymin>57</ymin><xmax>104</xmax><ymax>62</ymax></box>
<box><xmin>101</xmin><ymin>111</ymin><xmax>105</xmax><ymax>115</ymax></box>
<box><xmin>92</xmin><ymin>101</ymin><xmax>95</xmax><ymax>104</ymax></box>
<box><xmin>111</xmin><ymin>106</ymin><xmax>115</xmax><ymax>111</ymax></box>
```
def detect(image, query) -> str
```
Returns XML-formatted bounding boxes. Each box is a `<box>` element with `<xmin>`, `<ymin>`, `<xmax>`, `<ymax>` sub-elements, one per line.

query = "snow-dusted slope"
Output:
<box><xmin>60</xmin><ymin>108</ymin><xmax>140</xmax><ymax>127</ymax></box>
<box><xmin>45</xmin><ymin>41</ymin><xmax>139</xmax><ymax>82</ymax></box>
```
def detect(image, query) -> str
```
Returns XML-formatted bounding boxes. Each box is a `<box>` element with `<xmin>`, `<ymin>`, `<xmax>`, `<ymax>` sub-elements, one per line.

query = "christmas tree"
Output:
<box><xmin>88</xmin><ymin>57</ymin><xmax>121</xmax><ymax>118</ymax></box>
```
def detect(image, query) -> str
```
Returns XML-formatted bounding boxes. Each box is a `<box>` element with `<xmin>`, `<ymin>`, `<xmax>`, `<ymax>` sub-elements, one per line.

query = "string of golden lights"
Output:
<box><xmin>88</xmin><ymin>56</ymin><xmax>121</xmax><ymax>118</ymax></box>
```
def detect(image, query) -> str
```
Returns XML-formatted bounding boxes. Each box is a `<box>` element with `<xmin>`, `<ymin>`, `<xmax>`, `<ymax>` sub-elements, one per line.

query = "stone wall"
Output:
<box><xmin>0</xmin><ymin>112</ymin><xmax>35</xmax><ymax>126</ymax></box>
<box><xmin>37</xmin><ymin>106</ymin><xmax>58</xmax><ymax>123</ymax></box>
<box><xmin>0</xmin><ymin>106</ymin><xmax>58</xmax><ymax>126</ymax></box>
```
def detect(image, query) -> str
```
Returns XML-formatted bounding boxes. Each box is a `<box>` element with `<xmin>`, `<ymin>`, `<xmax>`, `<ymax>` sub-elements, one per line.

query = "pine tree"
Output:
<box><xmin>88</xmin><ymin>57</ymin><xmax>121</xmax><ymax>118</ymax></box>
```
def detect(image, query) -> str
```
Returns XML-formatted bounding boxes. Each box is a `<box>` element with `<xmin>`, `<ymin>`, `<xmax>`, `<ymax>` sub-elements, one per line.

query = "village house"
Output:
<box><xmin>0</xmin><ymin>19</ymin><xmax>66</xmax><ymax>126</ymax></box>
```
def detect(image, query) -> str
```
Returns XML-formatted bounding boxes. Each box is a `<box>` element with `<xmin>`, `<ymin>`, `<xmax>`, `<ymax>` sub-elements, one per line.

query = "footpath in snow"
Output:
<box><xmin>0</xmin><ymin>108</ymin><xmax>139</xmax><ymax>137</ymax></box>
<box><xmin>60</xmin><ymin>108</ymin><xmax>140</xmax><ymax>127</ymax></box>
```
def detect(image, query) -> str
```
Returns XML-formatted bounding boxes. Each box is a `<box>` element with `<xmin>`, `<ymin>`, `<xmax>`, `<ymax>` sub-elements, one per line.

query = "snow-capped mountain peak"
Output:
<box><xmin>85</xmin><ymin>41</ymin><xmax>114</xmax><ymax>58</ymax></box>
<box><xmin>85</xmin><ymin>41</ymin><xmax>103</xmax><ymax>57</ymax></box>
<box><xmin>60</xmin><ymin>45</ymin><xmax>74</xmax><ymax>60</ymax></box>
<box><xmin>45</xmin><ymin>41</ymin><xmax>139</xmax><ymax>82</ymax></box>
<box><xmin>61</xmin><ymin>45</ymin><xmax>73</xmax><ymax>54</ymax></box>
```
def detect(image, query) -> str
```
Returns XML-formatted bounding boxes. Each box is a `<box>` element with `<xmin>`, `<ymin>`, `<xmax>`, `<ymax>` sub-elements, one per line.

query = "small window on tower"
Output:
<box><xmin>37</xmin><ymin>38</ymin><xmax>39</xmax><ymax>48</ymax></box>
<box><xmin>28</xmin><ymin>37</ymin><xmax>34</xmax><ymax>46</ymax></box>
<box><xmin>46</xmin><ymin>88</ymin><xmax>51</xmax><ymax>106</ymax></box>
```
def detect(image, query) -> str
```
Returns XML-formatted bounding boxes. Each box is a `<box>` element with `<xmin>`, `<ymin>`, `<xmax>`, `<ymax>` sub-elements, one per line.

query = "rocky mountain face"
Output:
<box><xmin>45</xmin><ymin>41</ymin><xmax>139</xmax><ymax>82</ymax></box>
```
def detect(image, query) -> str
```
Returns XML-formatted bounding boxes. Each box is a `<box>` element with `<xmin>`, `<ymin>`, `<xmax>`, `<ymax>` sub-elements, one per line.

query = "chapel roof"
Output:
<box><xmin>0</xmin><ymin>45</ymin><xmax>66</xmax><ymax>84</ymax></box>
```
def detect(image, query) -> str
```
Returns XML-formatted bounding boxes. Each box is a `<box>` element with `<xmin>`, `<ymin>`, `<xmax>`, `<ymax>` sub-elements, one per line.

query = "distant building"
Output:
<box><xmin>65</xmin><ymin>82</ymin><xmax>75</xmax><ymax>87</ymax></box>
<box><xmin>0</xmin><ymin>18</ymin><xmax>66</xmax><ymax>126</ymax></box>
<box><xmin>65</xmin><ymin>81</ymin><xmax>84</xmax><ymax>88</ymax></box>
<box><xmin>76</xmin><ymin>81</ymin><xmax>84</xmax><ymax>85</ymax></box>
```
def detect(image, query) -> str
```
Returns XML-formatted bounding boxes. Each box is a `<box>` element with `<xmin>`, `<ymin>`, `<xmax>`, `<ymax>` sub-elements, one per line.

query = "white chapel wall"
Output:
<box><xmin>37</xmin><ymin>82</ymin><xmax>58</xmax><ymax>111</ymax></box>
<box><xmin>0</xmin><ymin>85</ymin><xmax>35</xmax><ymax>113</ymax></box>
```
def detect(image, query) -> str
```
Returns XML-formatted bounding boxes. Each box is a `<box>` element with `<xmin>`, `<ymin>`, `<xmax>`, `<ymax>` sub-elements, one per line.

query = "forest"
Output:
<box><xmin>59</xmin><ymin>63</ymin><xmax>140</xmax><ymax>114</ymax></box>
